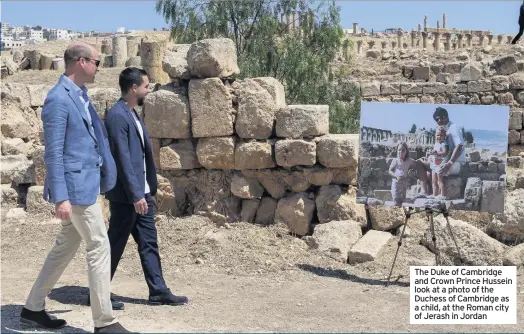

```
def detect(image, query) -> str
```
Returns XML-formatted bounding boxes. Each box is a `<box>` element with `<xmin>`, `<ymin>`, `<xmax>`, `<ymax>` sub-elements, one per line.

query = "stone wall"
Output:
<box><xmin>0</xmin><ymin>38</ymin><xmax>365</xmax><ymax>239</ymax></box>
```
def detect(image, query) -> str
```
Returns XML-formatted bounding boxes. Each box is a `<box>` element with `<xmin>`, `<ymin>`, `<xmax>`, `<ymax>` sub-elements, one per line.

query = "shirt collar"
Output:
<box><xmin>62</xmin><ymin>75</ymin><xmax>88</xmax><ymax>96</ymax></box>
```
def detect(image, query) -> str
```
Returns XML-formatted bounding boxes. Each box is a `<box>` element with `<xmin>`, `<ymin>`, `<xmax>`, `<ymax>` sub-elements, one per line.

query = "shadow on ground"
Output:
<box><xmin>48</xmin><ymin>285</ymin><xmax>149</xmax><ymax>306</ymax></box>
<box><xmin>1</xmin><ymin>304</ymin><xmax>88</xmax><ymax>333</ymax></box>
<box><xmin>296</xmin><ymin>264</ymin><xmax>410</xmax><ymax>287</ymax></box>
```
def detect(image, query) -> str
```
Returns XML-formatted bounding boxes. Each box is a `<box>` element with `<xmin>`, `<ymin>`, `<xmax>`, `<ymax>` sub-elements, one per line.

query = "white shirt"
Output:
<box><xmin>131</xmin><ymin>111</ymin><xmax>150</xmax><ymax>195</ymax></box>
<box><xmin>445</xmin><ymin>121</ymin><xmax>466</xmax><ymax>164</ymax></box>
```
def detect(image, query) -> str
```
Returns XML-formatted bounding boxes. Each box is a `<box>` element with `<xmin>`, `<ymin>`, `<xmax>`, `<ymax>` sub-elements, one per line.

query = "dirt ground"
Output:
<box><xmin>1</xmin><ymin>215</ymin><xmax>523</xmax><ymax>333</ymax></box>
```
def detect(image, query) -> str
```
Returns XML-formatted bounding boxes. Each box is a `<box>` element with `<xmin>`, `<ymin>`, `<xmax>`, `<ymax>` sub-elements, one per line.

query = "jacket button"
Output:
<box><xmin>94</xmin><ymin>145</ymin><xmax>98</xmax><ymax>149</ymax></box>
<box><xmin>96</xmin><ymin>163</ymin><xmax>100</xmax><ymax>167</ymax></box>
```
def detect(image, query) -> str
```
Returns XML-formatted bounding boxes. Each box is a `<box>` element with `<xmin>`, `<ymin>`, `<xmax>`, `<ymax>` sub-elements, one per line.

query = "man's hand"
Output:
<box><xmin>438</xmin><ymin>161</ymin><xmax>453</xmax><ymax>175</ymax></box>
<box><xmin>55</xmin><ymin>200</ymin><xmax>72</xmax><ymax>220</ymax></box>
<box><xmin>134</xmin><ymin>198</ymin><xmax>148</xmax><ymax>215</ymax></box>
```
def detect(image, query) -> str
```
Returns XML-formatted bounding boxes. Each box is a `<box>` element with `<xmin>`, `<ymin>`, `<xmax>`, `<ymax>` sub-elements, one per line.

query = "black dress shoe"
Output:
<box><xmin>19</xmin><ymin>307</ymin><xmax>67</xmax><ymax>329</ymax></box>
<box><xmin>94</xmin><ymin>322</ymin><xmax>134</xmax><ymax>333</ymax></box>
<box><xmin>148</xmin><ymin>288</ymin><xmax>188</xmax><ymax>306</ymax></box>
<box><xmin>87</xmin><ymin>295</ymin><xmax>125</xmax><ymax>310</ymax></box>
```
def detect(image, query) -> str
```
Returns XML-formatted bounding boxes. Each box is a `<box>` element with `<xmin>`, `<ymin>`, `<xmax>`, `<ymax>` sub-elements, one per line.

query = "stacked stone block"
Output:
<box><xmin>141</xmin><ymin>38</ymin><xmax>363</xmax><ymax>236</ymax></box>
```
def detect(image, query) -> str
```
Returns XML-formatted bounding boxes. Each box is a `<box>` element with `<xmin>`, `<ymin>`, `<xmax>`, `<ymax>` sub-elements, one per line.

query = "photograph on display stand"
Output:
<box><xmin>356</xmin><ymin>102</ymin><xmax>509</xmax><ymax>214</ymax></box>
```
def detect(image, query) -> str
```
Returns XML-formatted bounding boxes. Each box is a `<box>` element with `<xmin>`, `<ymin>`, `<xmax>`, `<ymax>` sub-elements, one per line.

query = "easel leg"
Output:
<box><xmin>427</xmin><ymin>209</ymin><xmax>440</xmax><ymax>266</ymax></box>
<box><xmin>386</xmin><ymin>207</ymin><xmax>412</xmax><ymax>286</ymax></box>
<box><xmin>443</xmin><ymin>209</ymin><xmax>463</xmax><ymax>264</ymax></box>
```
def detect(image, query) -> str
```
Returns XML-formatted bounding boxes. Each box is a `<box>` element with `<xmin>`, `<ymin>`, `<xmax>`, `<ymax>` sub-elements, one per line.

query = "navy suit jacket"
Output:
<box><xmin>42</xmin><ymin>75</ymin><xmax>116</xmax><ymax>205</ymax></box>
<box><xmin>104</xmin><ymin>99</ymin><xmax>157</xmax><ymax>204</ymax></box>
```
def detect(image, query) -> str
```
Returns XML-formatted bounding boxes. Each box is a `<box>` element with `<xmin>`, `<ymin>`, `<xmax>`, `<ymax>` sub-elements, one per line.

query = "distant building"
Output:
<box><xmin>2</xmin><ymin>39</ymin><xmax>26</xmax><ymax>49</ymax></box>
<box><xmin>49</xmin><ymin>29</ymin><xmax>70</xmax><ymax>40</ymax></box>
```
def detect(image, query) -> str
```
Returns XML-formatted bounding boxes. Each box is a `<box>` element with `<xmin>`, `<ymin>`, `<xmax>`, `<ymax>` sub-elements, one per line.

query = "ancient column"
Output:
<box><xmin>281</xmin><ymin>13</ymin><xmax>285</xmax><ymax>26</ymax></box>
<box><xmin>478</xmin><ymin>34</ymin><xmax>485</xmax><ymax>46</ymax></box>
<box><xmin>357</xmin><ymin>40</ymin><xmax>363</xmax><ymax>54</ymax></box>
<box><xmin>411</xmin><ymin>30</ymin><xmax>417</xmax><ymax>48</ymax></box>
<box><xmin>40</xmin><ymin>53</ymin><xmax>55</xmax><ymax>70</ymax></box>
<box><xmin>292</xmin><ymin>11</ymin><xmax>297</xmax><ymax>29</ymax></box>
<box><xmin>457</xmin><ymin>34</ymin><xmax>464</xmax><ymax>48</ymax></box>
<box><xmin>392</xmin><ymin>41</ymin><xmax>397</xmax><ymax>49</ymax></box>
<box><xmin>445</xmin><ymin>33</ymin><xmax>451</xmax><ymax>51</ymax></box>
<box><xmin>466</xmin><ymin>34</ymin><xmax>472</xmax><ymax>47</ymax></box>
<box><xmin>140</xmin><ymin>34</ymin><xmax>169</xmax><ymax>84</ymax></box>
<box><xmin>507</xmin><ymin>35</ymin><xmax>513</xmax><ymax>44</ymax></box>
<box><xmin>127</xmin><ymin>35</ymin><xmax>142</xmax><ymax>57</ymax></box>
<box><xmin>498</xmin><ymin>34</ymin><xmax>503</xmax><ymax>44</ymax></box>
<box><xmin>487</xmin><ymin>34</ymin><xmax>494</xmax><ymax>45</ymax></box>
<box><xmin>418</xmin><ymin>24</ymin><xmax>422</xmax><ymax>32</ymax></box>
<box><xmin>434</xmin><ymin>32</ymin><xmax>441</xmax><ymax>51</ymax></box>
<box><xmin>112</xmin><ymin>35</ymin><xmax>128</xmax><ymax>67</ymax></box>
<box><xmin>397</xmin><ymin>31</ymin><xmax>403</xmax><ymax>50</ymax></box>
<box><xmin>286</xmin><ymin>13</ymin><xmax>291</xmax><ymax>31</ymax></box>
<box><xmin>368</xmin><ymin>40</ymin><xmax>375</xmax><ymax>49</ymax></box>
<box><xmin>101</xmin><ymin>40</ymin><xmax>112</xmax><ymax>58</ymax></box>
<box><xmin>424</xmin><ymin>15</ymin><xmax>428</xmax><ymax>31</ymax></box>
<box><xmin>381</xmin><ymin>41</ymin><xmax>387</xmax><ymax>49</ymax></box>
<box><xmin>52</xmin><ymin>58</ymin><xmax>65</xmax><ymax>72</ymax></box>
<box><xmin>443</xmin><ymin>13</ymin><xmax>447</xmax><ymax>29</ymax></box>
<box><xmin>437</xmin><ymin>20</ymin><xmax>440</xmax><ymax>29</ymax></box>
<box><xmin>422</xmin><ymin>32</ymin><xmax>428</xmax><ymax>49</ymax></box>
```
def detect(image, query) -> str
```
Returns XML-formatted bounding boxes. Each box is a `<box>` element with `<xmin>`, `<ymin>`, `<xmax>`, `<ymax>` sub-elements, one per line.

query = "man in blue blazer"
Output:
<box><xmin>102</xmin><ymin>67</ymin><xmax>188</xmax><ymax>307</ymax></box>
<box><xmin>20</xmin><ymin>42</ymin><xmax>133</xmax><ymax>334</ymax></box>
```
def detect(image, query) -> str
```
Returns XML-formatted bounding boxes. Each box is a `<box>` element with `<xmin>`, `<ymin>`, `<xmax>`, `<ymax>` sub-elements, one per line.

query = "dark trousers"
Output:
<box><xmin>512</xmin><ymin>24</ymin><xmax>524</xmax><ymax>44</ymax></box>
<box><xmin>107</xmin><ymin>193</ymin><xmax>168</xmax><ymax>295</ymax></box>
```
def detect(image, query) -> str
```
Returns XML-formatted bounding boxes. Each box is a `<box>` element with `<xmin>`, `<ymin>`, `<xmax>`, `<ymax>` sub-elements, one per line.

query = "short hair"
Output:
<box><xmin>119</xmin><ymin>67</ymin><xmax>148</xmax><ymax>95</ymax></box>
<box><xmin>63</xmin><ymin>43</ymin><xmax>94</xmax><ymax>68</ymax></box>
<box><xmin>433</xmin><ymin>106</ymin><xmax>449</xmax><ymax>121</ymax></box>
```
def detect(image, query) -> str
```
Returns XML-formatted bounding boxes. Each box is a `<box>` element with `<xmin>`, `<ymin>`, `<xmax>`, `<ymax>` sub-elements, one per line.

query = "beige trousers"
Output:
<box><xmin>24</xmin><ymin>202</ymin><xmax>117</xmax><ymax>328</ymax></box>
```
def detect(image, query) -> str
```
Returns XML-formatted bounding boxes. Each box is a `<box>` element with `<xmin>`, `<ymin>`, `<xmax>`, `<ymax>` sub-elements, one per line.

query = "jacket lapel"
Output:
<box><xmin>122</xmin><ymin>102</ymin><xmax>145</xmax><ymax>151</ymax></box>
<box><xmin>60</xmin><ymin>76</ymin><xmax>98</xmax><ymax>143</ymax></box>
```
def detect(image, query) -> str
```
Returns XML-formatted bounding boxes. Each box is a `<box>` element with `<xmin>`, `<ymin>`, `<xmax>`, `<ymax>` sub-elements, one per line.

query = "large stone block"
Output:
<box><xmin>187</xmin><ymin>38</ymin><xmax>240</xmax><ymax>78</ymax></box>
<box><xmin>361</xmin><ymin>82</ymin><xmax>380</xmax><ymax>97</ymax></box>
<box><xmin>509</xmin><ymin>73</ymin><xmax>524</xmax><ymax>89</ymax></box>
<box><xmin>144</xmin><ymin>89</ymin><xmax>191</xmax><ymax>139</ymax></box>
<box><xmin>436</xmin><ymin>73</ymin><xmax>454</xmax><ymax>84</ymax></box>
<box><xmin>240</xmin><ymin>199</ymin><xmax>260</xmax><ymax>223</ymax></box>
<box><xmin>422</xmin><ymin>82</ymin><xmax>447</xmax><ymax>94</ymax></box>
<box><xmin>26</xmin><ymin>186</ymin><xmax>53</xmax><ymax>215</ymax></box>
<box><xmin>498</xmin><ymin>92</ymin><xmax>514</xmax><ymax>105</ymax></box>
<box><xmin>231</xmin><ymin>174</ymin><xmax>264</xmax><ymax>199</ymax></box>
<box><xmin>400</xmin><ymin>83</ymin><xmax>423</xmax><ymax>94</ymax></box>
<box><xmin>493</xmin><ymin>55</ymin><xmax>518</xmax><ymax>75</ymax></box>
<box><xmin>196</xmin><ymin>137</ymin><xmax>236</xmax><ymax>170</ymax></box>
<box><xmin>162</xmin><ymin>44</ymin><xmax>191</xmax><ymax>80</ymax></box>
<box><xmin>242</xmin><ymin>169</ymin><xmax>285</xmax><ymax>199</ymax></box>
<box><xmin>159</xmin><ymin>140</ymin><xmax>201</xmax><ymax>170</ymax></box>
<box><xmin>235</xmin><ymin>142</ymin><xmax>275</xmax><ymax>169</ymax></box>
<box><xmin>1</xmin><ymin>138</ymin><xmax>31</xmax><ymax>156</ymax></box>
<box><xmin>443</xmin><ymin>62</ymin><xmax>462</xmax><ymax>74</ymax></box>
<box><xmin>509</xmin><ymin>130</ymin><xmax>521</xmax><ymax>145</ymax></box>
<box><xmin>1</xmin><ymin>155</ymin><xmax>34</xmax><ymax>185</ymax></box>
<box><xmin>460</xmin><ymin>63</ymin><xmax>482</xmax><ymax>82</ymax></box>
<box><xmin>443</xmin><ymin>176</ymin><xmax>464</xmax><ymax>200</ymax></box>
<box><xmin>310</xmin><ymin>220</ymin><xmax>362</xmax><ymax>263</ymax></box>
<box><xmin>480</xmin><ymin>181</ymin><xmax>505</xmax><ymax>214</ymax></box>
<box><xmin>275</xmin><ymin>105</ymin><xmax>329</xmax><ymax>138</ymax></box>
<box><xmin>1</xmin><ymin>184</ymin><xmax>18</xmax><ymax>207</ymax></box>
<box><xmin>236</xmin><ymin>79</ymin><xmax>277</xmax><ymax>139</ymax></box>
<box><xmin>255</xmin><ymin>196</ymin><xmax>278</xmax><ymax>225</ymax></box>
<box><xmin>189</xmin><ymin>78</ymin><xmax>234</xmax><ymax>137</ymax></box>
<box><xmin>509</xmin><ymin>109</ymin><xmax>523</xmax><ymax>130</ymax></box>
<box><xmin>1</xmin><ymin>104</ymin><xmax>37</xmax><ymax>140</ymax></box>
<box><xmin>252</xmin><ymin>77</ymin><xmax>286</xmax><ymax>107</ymax></box>
<box><xmin>503</xmin><ymin>244</ymin><xmax>524</xmax><ymax>267</ymax></box>
<box><xmin>275</xmin><ymin>139</ymin><xmax>316</xmax><ymax>167</ymax></box>
<box><xmin>348</xmin><ymin>230</ymin><xmax>393</xmax><ymax>264</ymax></box>
<box><xmin>316</xmin><ymin>185</ymin><xmax>367</xmax><ymax>225</ymax></box>
<box><xmin>380</xmin><ymin>82</ymin><xmax>400</xmax><ymax>95</ymax></box>
<box><xmin>468</xmin><ymin>80</ymin><xmax>491</xmax><ymax>93</ymax></box>
<box><xmin>412</xmin><ymin>66</ymin><xmax>430</xmax><ymax>81</ymax></box>
<box><xmin>31</xmin><ymin>145</ymin><xmax>45</xmax><ymax>186</ymax></box>
<box><xmin>488</xmin><ymin>189</ymin><xmax>524</xmax><ymax>244</ymax></box>
<box><xmin>316</xmin><ymin>134</ymin><xmax>359</xmax><ymax>168</ymax></box>
<box><xmin>491</xmin><ymin>76</ymin><xmax>510</xmax><ymax>91</ymax></box>
<box><xmin>275</xmin><ymin>192</ymin><xmax>315</xmax><ymax>236</ymax></box>
<box><xmin>464</xmin><ymin>177</ymin><xmax>482</xmax><ymax>211</ymax></box>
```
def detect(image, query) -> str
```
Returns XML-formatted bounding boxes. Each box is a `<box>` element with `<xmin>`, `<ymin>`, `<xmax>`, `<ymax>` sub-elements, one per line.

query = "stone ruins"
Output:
<box><xmin>1</xmin><ymin>26</ymin><xmax>523</xmax><ymax>265</ymax></box>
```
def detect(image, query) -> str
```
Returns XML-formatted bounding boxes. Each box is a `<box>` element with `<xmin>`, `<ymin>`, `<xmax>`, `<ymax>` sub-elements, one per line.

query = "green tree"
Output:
<box><xmin>155</xmin><ymin>0</ymin><xmax>360</xmax><ymax>133</ymax></box>
<box><xmin>409</xmin><ymin>124</ymin><xmax>417</xmax><ymax>133</ymax></box>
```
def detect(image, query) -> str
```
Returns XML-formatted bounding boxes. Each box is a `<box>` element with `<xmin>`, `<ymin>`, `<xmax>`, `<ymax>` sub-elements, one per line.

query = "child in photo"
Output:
<box><xmin>388</xmin><ymin>141</ymin><xmax>416</xmax><ymax>206</ymax></box>
<box><xmin>429</xmin><ymin>125</ymin><xmax>450</xmax><ymax>199</ymax></box>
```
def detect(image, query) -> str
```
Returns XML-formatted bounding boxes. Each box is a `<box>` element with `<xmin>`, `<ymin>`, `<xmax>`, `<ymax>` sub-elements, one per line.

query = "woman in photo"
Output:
<box><xmin>388</xmin><ymin>141</ymin><xmax>416</xmax><ymax>206</ymax></box>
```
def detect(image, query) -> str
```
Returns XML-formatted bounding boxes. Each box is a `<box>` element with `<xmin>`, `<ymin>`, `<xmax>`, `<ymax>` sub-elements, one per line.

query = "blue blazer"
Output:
<box><xmin>104</xmin><ymin>99</ymin><xmax>157</xmax><ymax>204</ymax></box>
<box><xmin>42</xmin><ymin>75</ymin><xmax>117</xmax><ymax>206</ymax></box>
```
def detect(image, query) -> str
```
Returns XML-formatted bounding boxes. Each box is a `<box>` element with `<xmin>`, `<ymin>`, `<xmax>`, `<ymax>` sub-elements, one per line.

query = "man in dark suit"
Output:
<box><xmin>512</xmin><ymin>0</ymin><xmax>524</xmax><ymax>44</ymax></box>
<box><xmin>99</xmin><ymin>67</ymin><xmax>188</xmax><ymax>307</ymax></box>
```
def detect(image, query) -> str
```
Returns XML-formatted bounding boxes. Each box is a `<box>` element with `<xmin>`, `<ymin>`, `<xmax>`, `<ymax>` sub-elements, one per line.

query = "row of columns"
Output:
<box><xmin>355</xmin><ymin>31</ymin><xmax>513</xmax><ymax>54</ymax></box>
<box><xmin>361</xmin><ymin>128</ymin><xmax>437</xmax><ymax>145</ymax></box>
